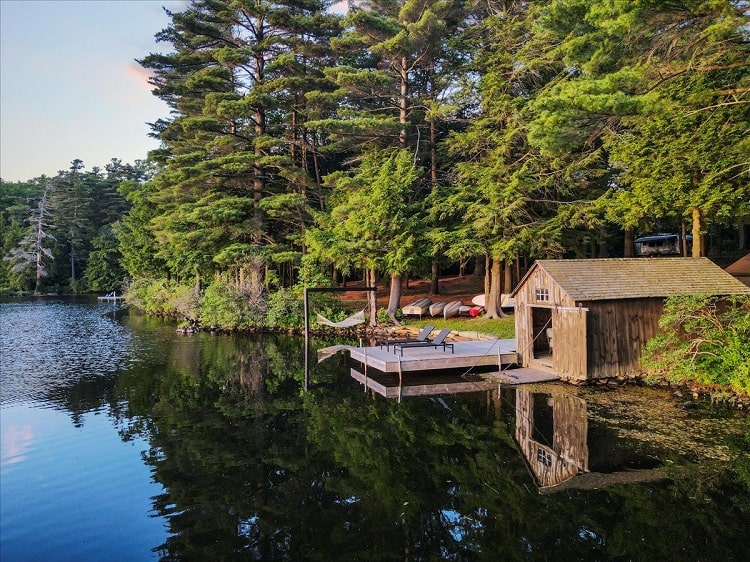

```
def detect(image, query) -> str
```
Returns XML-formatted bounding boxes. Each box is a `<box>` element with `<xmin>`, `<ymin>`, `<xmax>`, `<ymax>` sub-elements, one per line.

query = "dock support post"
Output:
<box><xmin>397</xmin><ymin>356</ymin><xmax>403</xmax><ymax>403</ymax></box>
<box><xmin>363</xmin><ymin>346</ymin><xmax>368</xmax><ymax>392</ymax></box>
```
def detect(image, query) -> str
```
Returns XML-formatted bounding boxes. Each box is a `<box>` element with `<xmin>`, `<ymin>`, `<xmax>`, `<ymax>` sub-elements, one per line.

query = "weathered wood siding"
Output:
<box><xmin>552</xmin><ymin>306</ymin><xmax>587</xmax><ymax>380</ymax></box>
<box><xmin>515</xmin><ymin>266</ymin><xmax>575</xmax><ymax>368</ymax></box>
<box><xmin>585</xmin><ymin>298</ymin><xmax>664</xmax><ymax>378</ymax></box>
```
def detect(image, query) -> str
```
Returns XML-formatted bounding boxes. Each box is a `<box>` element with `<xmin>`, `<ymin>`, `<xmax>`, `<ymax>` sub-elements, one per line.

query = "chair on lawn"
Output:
<box><xmin>380</xmin><ymin>325</ymin><xmax>434</xmax><ymax>351</ymax></box>
<box><xmin>392</xmin><ymin>328</ymin><xmax>454</xmax><ymax>356</ymax></box>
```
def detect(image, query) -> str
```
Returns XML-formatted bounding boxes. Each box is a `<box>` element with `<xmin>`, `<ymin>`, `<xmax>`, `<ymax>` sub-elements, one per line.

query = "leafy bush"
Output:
<box><xmin>266</xmin><ymin>287</ymin><xmax>305</xmax><ymax>329</ymax></box>
<box><xmin>200</xmin><ymin>282</ymin><xmax>252</xmax><ymax>330</ymax></box>
<box><xmin>173</xmin><ymin>284</ymin><xmax>201</xmax><ymax>322</ymax></box>
<box><xmin>124</xmin><ymin>278</ymin><xmax>178</xmax><ymax>315</ymax></box>
<box><xmin>642</xmin><ymin>295</ymin><xmax>750</xmax><ymax>394</ymax></box>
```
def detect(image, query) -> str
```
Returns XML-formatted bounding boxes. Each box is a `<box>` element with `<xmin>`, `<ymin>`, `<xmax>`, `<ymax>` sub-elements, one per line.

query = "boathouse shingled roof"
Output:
<box><xmin>519</xmin><ymin>257</ymin><xmax>750</xmax><ymax>302</ymax></box>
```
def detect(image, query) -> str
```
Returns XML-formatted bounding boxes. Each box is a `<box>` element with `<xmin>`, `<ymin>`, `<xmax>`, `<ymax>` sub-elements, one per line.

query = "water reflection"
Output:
<box><xmin>514</xmin><ymin>390</ymin><xmax>589</xmax><ymax>489</ymax></box>
<box><xmin>2</xmin><ymin>300</ymin><xmax>749</xmax><ymax>561</ymax></box>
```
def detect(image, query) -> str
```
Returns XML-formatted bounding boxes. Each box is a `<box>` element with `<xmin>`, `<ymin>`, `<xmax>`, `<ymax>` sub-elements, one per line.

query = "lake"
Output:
<box><xmin>1</xmin><ymin>297</ymin><xmax>749</xmax><ymax>561</ymax></box>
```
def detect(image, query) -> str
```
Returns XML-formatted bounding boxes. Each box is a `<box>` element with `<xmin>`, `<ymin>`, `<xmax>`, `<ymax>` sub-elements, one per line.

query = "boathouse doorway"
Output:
<box><xmin>530</xmin><ymin>306</ymin><xmax>553</xmax><ymax>367</ymax></box>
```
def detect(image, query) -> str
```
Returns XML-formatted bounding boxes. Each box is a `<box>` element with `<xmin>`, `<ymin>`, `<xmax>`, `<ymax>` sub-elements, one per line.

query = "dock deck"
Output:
<box><xmin>314</xmin><ymin>339</ymin><xmax>559</xmax><ymax>400</ymax></box>
<box><xmin>348</xmin><ymin>339</ymin><xmax>518</xmax><ymax>373</ymax></box>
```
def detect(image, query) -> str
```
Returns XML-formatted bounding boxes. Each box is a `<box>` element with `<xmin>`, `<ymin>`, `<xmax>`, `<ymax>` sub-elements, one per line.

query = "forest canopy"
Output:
<box><xmin>2</xmin><ymin>0</ymin><xmax>748</xmax><ymax>324</ymax></box>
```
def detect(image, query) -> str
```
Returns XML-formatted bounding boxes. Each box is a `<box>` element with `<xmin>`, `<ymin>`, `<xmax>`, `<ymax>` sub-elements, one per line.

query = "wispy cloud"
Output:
<box><xmin>126</xmin><ymin>63</ymin><xmax>156</xmax><ymax>92</ymax></box>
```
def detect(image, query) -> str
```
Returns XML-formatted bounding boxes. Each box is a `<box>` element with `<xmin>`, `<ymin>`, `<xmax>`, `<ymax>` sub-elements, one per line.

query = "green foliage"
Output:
<box><xmin>124</xmin><ymin>278</ymin><xmax>188</xmax><ymax>316</ymax></box>
<box><xmin>376</xmin><ymin>307</ymin><xmax>400</xmax><ymax>325</ymax></box>
<box><xmin>265</xmin><ymin>287</ymin><xmax>306</xmax><ymax>330</ymax></box>
<box><xmin>200</xmin><ymin>282</ymin><xmax>253</xmax><ymax>330</ymax></box>
<box><xmin>642</xmin><ymin>295</ymin><xmax>750</xmax><ymax>395</ymax></box>
<box><xmin>307</xmin><ymin>148</ymin><xmax>424</xmax><ymax>275</ymax></box>
<box><xmin>83</xmin><ymin>225</ymin><xmax>125</xmax><ymax>292</ymax></box>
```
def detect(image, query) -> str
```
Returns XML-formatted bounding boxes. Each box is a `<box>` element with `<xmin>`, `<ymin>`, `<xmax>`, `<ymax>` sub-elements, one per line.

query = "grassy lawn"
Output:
<box><xmin>405</xmin><ymin>315</ymin><xmax>516</xmax><ymax>339</ymax></box>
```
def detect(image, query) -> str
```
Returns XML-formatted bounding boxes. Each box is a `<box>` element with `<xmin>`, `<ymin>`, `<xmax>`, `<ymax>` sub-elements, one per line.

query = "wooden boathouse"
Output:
<box><xmin>511</xmin><ymin>257</ymin><xmax>750</xmax><ymax>382</ymax></box>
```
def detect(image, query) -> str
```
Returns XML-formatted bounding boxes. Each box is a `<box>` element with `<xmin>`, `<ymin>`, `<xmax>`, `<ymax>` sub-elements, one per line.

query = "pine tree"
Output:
<box><xmin>139</xmin><ymin>0</ymin><xmax>340</xmax><ymax>286</ymax></box>
<box><xmin>4</xmin><ymin>182</ymin><xmax>55</xmax><ymax>293</ymax></box>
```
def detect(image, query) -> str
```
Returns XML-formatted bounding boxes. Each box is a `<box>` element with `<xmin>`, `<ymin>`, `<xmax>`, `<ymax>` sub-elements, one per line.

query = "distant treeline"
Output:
<box><xmin>1</xmin><ymin>159</ymin><xmax>153</xmax><ymax>294</ymax></box>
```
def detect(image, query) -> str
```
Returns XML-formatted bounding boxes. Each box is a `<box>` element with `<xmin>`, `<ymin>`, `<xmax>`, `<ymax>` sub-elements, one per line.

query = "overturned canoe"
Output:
<box><xmin>429</xmin><ymin>301</ymin><xmax>448</xmax><ymax>316</ymax></box>
<box><xmin>471</xmin><ymin>293</ymin><xmax>515</xmax><ymax>310</ymax></box>
<box><xmin>402</xmin><ymin>297</ymin><xmax>432</xmax><ymax>317</ymax></box>
<box><xmin>443</xmin><ymin>300</ymin><xmax>463</xmax><ymax>319</ymax></box>
<box><xmin>500</xmin><ymin>293</ymin><xmax>515</xmax><ymax>309</ymax></box>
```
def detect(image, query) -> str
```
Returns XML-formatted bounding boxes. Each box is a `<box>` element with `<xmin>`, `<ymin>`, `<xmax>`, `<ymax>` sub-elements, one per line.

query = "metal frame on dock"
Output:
<box><xmin>303</xmin><ymin>286</ymin><xmax>377</xmax><ymax>390</ymax></box>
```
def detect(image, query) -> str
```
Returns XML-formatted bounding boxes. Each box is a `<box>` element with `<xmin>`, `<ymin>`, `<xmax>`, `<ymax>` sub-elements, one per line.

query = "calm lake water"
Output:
<box><xmin>1</xmin><ymin>297</ymin><xmax>749</xmax><ymax>561</ymax></box>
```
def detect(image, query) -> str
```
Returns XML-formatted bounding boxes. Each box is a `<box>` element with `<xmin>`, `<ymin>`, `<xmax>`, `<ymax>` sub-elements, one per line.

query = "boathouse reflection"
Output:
<box><xmin>514</xmin><ymin>390</ymin><xmax>589</xmax><ymax>489</ymax></box>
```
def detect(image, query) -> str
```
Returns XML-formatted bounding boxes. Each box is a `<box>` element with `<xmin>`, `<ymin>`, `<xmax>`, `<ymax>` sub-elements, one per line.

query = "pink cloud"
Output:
<box><xmin>126</xmin><ymin>62</ymin><xmax>156</xmax><ymax>92</ymax></box>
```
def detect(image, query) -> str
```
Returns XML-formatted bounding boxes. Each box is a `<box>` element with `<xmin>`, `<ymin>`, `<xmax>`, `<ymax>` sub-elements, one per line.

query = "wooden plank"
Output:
<box><xmin>486</xmin><ymin>368</ymin><xmax>560</xmax><ymax>385</ymax></box>
<box><xmin>586</xmin><ymin>298</ymin><xmax>664</xmax><ymax>378</ymax></box>
<box><xmin>553</xmin><ymin>306</ymin><xmax>587</xmax><ymax>380</ymax></box>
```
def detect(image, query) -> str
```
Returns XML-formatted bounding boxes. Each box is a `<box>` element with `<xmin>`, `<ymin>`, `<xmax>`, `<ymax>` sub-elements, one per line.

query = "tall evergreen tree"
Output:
<box><xmin>50</xmin><ymin>160</ymin><xmax>97</xmax><ymax>291</ymax></box>
<box><xmin>443</xmin><ymin>1</ymin><xmax>578</xmax><ymax>318</ymax></box>
<box><xmin>139</xmin><ymin>0</ymin><xmax>340</xmax><ymax>286</ymax></box>
<box><xmin>523</xmin><ymin>0</ymin><xmax>750</xmax><ymax>256</ymax></box>
<box><xmin>306</xmin><ymin>148</ymin><xmax>423</xmax><ymax>323</ymax></box>
<box><xmin>320</xmin><ymin>0</ymin><xmax>464</xmax><ymax>314</ymax></box>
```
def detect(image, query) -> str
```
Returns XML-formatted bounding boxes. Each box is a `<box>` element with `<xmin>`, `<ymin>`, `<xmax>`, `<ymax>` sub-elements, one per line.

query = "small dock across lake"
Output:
<box><xmin>97</xmin><ymin>293</ymin><xmax>124</xmax><ymax>301</ymax></box>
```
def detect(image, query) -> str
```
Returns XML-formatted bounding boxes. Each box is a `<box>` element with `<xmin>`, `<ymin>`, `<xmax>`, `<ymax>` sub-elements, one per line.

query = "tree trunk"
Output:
<box><xmin>504</xmin><ymin>258</ymin><xmax>513</xmax><ymax>294</ymax></box>
<box><xmin>368</xmin><ymin>268</ymin><xmax>378</xmax><ymax>327</ymax></box>
<box><xmin>623</xmin><ymin>227</ymin><xmax>634</xmax><ymax>257</ymax></box>
<box><xmin>484</xmin><ymin>255</ymin><xmax>491</xmax><ymax>305</ymax></box>
<box><xmin>516</xmin><ymin>257</ymin><xmax>522</xmax><ymax>286</ymax></box>
<box><xmin>399</xmin><ymin>57</ymin><xmax>408</xmax><ymax>149</ymax></box>
<box><xmin>430</xmin><ymin>261</ymin><xmax>439</xmax><ymax>295</ymax></box>
<box><xmin>681</xmin><ymin>223</ymin><xmax>689</xmax><ymax>256</ymax></box>
<box><xmin>484</xmin><ymin>258</ymin><xmax>504</xmax><ymax>319</ymax></box>
<box><xmin>692</xmin><ymin>208</ymin><xmax>703</xmax><ymax>257</ymax></box>
<box><xmin>387</xmin><ymin>273</ymin><xmax>402</xmax><ymax>325</ymax></box>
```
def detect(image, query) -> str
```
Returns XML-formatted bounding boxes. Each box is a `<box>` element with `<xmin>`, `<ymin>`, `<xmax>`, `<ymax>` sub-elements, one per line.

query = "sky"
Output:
<box><xmin>0</xmin><ymin>0</ymin><xmax>191</xmax><ymax>182</ymax></box>
<box><xmin>0</xmin><ymin>0</ymin><xmax>349</xmax><ymax>183</ymax></box>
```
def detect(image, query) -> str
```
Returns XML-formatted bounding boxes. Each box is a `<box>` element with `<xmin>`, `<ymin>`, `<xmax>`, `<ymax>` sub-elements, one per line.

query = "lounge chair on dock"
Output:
<box><xmin>380</xmin><ymin>325</ymin><xmax>434</xmax><ymax>351</ymax></box>
<box><xmin>392</xmin><ymin>328</ymin><xmax>454</xmax><ymax>356</ymax></box>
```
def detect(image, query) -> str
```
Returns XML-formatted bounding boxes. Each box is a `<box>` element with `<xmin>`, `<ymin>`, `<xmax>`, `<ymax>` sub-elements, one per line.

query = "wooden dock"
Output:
<box><xmin>348</xmin><ymin>339</ymin><xmax>518</xmax><ymax>373</ymax></box>
<box><xmin>315</xmin><ymin>340</ymin><xmax>559</xmax><ymax>400</ymax></box>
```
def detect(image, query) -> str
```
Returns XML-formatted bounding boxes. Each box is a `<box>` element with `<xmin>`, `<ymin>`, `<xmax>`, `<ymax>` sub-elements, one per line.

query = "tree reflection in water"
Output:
<box><xmin>112</xmin><ymin>327</ymin><xmax>750</xmax><ymax>561</ymax></box>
